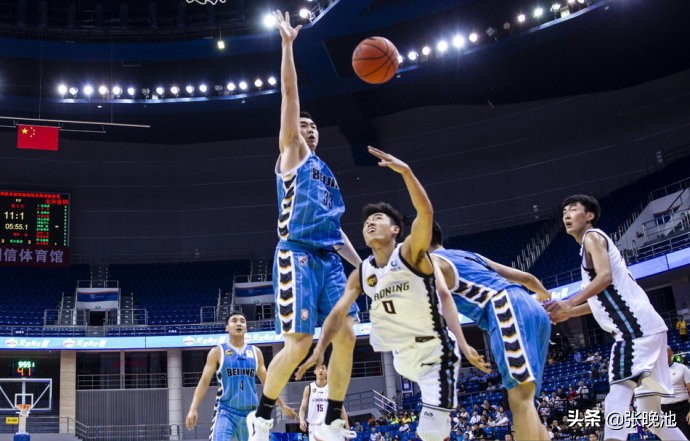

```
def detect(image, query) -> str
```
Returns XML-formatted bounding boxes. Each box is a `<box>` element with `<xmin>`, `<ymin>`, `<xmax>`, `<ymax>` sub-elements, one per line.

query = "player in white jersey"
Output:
<box><xmin>661</xmin><ymin>347</ymin><xmax>690</xmax><ymax>438</ymax></box>
<box><xmin>299</xmin><ymin>363</ymin><xmax>351</xmax><ymax>441</ymax></box>
<box><xmin>546</xmin><ymin>194</ymin><xmax>687</xmax><ymax>441</ymax></box>
<box><xmin>296</xmin><ymin>146</ymin><xmax>489</xmax><ymax>441</ymax></box>
<box><xmin>185</xmin><ymin>312</ymin><xmax>297</xmax><ymax>441</ymax></box>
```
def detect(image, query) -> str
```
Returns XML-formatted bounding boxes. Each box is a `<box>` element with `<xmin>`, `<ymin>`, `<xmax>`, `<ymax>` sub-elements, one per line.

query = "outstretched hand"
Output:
<box><xmin>368</xmin><ymin>146</ymin><xmax>411</xmax><ymax>175</ymax></box>
<box><xmin>294</xmin><ymin>346</ymin><xmax>325</xmax><ymax>381</ymax></box>
<box><xmin>273</xmin><ymin>10</ymin><xmax>302</xmax><ymax>43</ymax></box>
<box><xmin>460</xmin><ymin>344</ymin><xmax>492</xmax><ymax>374</ymax></box>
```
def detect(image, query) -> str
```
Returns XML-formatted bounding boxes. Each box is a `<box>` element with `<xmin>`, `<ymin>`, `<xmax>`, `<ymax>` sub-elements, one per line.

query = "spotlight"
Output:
<box><xmin>185</xmin><ymin>85</ymin><xmax>194</xmax><ymax>94</ymax></box>
<box><xmin>127</xmin><ymin>87</ymin><xmax>136</xmax><ymax>97</ymax></box>
<box><xmin>452</xmin><ymin>35</ymin><xmax>465</xmax><ymax>48</ymax></box>
<box><xmin>421</xmin><ymin>46</ymin><xmax>431</xmax><ymax>56</ymax></box>
<box><xmin>533</xmin><ymin>7</ymin><xmax>544</xmax><ymax>18</ymax></box>
<box><xmin>517</xmin><ymin>13</ymin><xmax>526</xmax><ymax>23</ymax></box>
<box><xmin>263</xmin><ymin>13</ymin><xmax>276</xmax><ymax>29</ymax></box>
<box><xmin>239</xmin><ymin>81</ymin><xmax>248</xmax><ymax>91</ymax></box>
<box><xmin>214</xmin><ymin>85</ymin><xmax>224</xmax><ymax>94</ymax></box>
<box><xmin>567</xmin><ymin>0</ymin><xmax>576</xmax><ymax>3</ymax></box>
<box><xmin>267</xmin><ymin>76</ymin><xmax>277</xmax><ymax>86</ymax></box>
<box><xmin>298</xmin><ymin>8</ymin><xmax>310</xmax><ymax>19</ymax></box>
<box><xmin>170</xmin><ymin>86</ymin><xmax>180</xmax><ymax>96</ymax></box>
<box><xmin>98</xmin><ymin>85</ymin><xmax>108</xmax><ymax>96</ymax></box>
<box><xmin>217</xmin><ymin>40</ymin><xmax>225</xmax><ymax>50</ymax></box>
<box><xmin>141</xmin><ymin>88</ymin><xmax>150</xmax><ymax>98</ymax></box>
<box><xmin>68</xmin><ymin>86</ymin><xmax>78</xmax><ymax>97</ymax></box>
<box><xmin>227</xmin><ymin>82</ymin><xmax>236</xmax><ymax>92</ymax></box>
<box><xmin>83</xmin><ymin>85</ymin><xmax>94</xmax><ymax>96</ymax></box>
<box><xmin>468</xmin><ymin>33</ymin><xmax>478</xmax><ymax>43</ymax></box>
<box><xmin>112</xmin><ymin>86</ymin><xmax>122</xmax><ymax>97</ymax></box>
<box><xmin>550</xmin><ymin>3</ymin><xmax>562</xmax><ymax>12</ymax></box>
<box><xmin>436</xmin><ymin>40</ymin><xmax>448</xmax><ymax>53</ymax></box>
<box><xmin>198</xmin><ymin>84</ymin><xmax>208</xmax><ymax>93</ymax></box>
<box><xmin>397</xmin><ymin>54</ymin><xmax>404</xmax><ymax>64</ymax></box>
<box><xmin>155</xmin><ymin>86</ymin><xmax>164</xmax><ymax>96</ymax></box>
<box><xmin>407</xmin><ymin>50</ymin><xmax>418</xmax><ymax>61</ymax></box>
<box><xmin>254</xmin><ymin>79</ymin><xmax>263</xmax><ymax>88</ymax></box>
<box><xmin>57</xmin><ymin>84</ymin><xmax>67</xmax><ymax>96</ymax></box>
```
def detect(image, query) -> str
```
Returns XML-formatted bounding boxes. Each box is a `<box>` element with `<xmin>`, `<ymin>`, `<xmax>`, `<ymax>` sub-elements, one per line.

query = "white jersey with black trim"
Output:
<box><xmin>661</xmin><ymin>362</ymin><xmax>690</xmax><ymax>404</ymax></box>
<box><xmin>360</xmin><ymin>244</ymin><xmax>446</xmax><ymax>352</ymax></box>
<box><xmin>580</xmin><ymin>228</ymin><xmax>667</xmax><ymax>340</ymax></box>
<box><xmin>306</xmin><ymin>381</ymin><xmax>328</xmax><ymax>425</ymax></box>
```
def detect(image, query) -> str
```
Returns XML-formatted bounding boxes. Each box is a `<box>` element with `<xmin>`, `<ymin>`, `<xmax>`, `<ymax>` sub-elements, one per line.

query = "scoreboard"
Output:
<box><xmin>0</xmin><ymin>191</ymin><xmax>69</xmax><ymax>267</ymax></box>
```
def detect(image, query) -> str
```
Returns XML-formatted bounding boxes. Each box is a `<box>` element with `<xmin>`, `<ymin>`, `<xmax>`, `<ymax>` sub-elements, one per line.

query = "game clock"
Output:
<box><xmin>13</xmin><ymin>360</ymin><xmax>36</xmax><ymax>377</ymax></box>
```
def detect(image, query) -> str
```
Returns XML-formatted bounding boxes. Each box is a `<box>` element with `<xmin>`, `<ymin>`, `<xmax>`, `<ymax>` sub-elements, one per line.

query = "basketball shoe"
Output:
<box><xmin>246</xmin><ymin>410</ymin><xmax>273</xmax><ymax>441</ymax></box>
<box><xmin>314</xmin><ymin>419</ymin><xmax>357</xmax><ymax>441</ymax></box>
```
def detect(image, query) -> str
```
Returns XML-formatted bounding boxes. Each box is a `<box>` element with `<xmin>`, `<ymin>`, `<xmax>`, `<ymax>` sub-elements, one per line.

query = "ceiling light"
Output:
<box><xmin>452</xmin><ymin>35</ymin><xmax>465</xmax><ymax>48</ymax></box>
<box><xmin>298</xmin><ymin>8</ymin><xmax>310</xmax><ymax>19</ymax></box>
<box><xmin>533</xmin><ymin>7</ymin><xmax>544</xmax><ymax>18</ymax></box>
<box><xmin>112</xmin><ymin>86</ymin><xmax>122</xmax><ymax>96</ymax></box>
<box><xmin>98</xmin><ymin>85</ymin><xmax>108</xmax><ymax>96</ymax></box>
<box><xmin>227</xmin><ymin>82</ymin><xmax>236</xmax><ymax>92</ymax></box>
<box><xmin>127</xmin><ymin>87</ymin><xmax>136</xmax><ymax>97</ymax></box>
<box><xmin>421</xmin><ymin>46</ymin><xmax>431</xmax><ymax>56</ymax></box>
<box><xmin>185</xmin><ymin>85</ymin><xmax>194</xmax><ymax>94</ymax></box>
<box><xmin>517</xmin><ymin>13</ymin><xmax>526</xmax><ymax>23</ymax></box>
<box><xmin>217</xmin><ymin>40</ymin><xmax>225</xmax><ymax>50</ymax></box>
<box><xmin>397</xmin><ymin>54</ymin><xmax>404</xmax><ymax>64</ymax></box>
<box><xmin>57</xmin><ymin>84</ymin><xmax>67</xmax><ymax>96</ymax></box>
<box><xmin>155</xmin><ymin>86</ymin><xmax>164</xmax><ymax>96</ymax></box>
<box><xmin>550</xmin><ymin>3</ymin><xmax>562</xmax><ymax>12</ymax></box>
<box><xmin>254</xmin><ymin>79</ymin><xmax>263</xmax><ymax>88</ymax></box>
<box><xmin>267</xmin><ymin>77</ymin><xmax>277</xmax><ymax>86</ymax></box>
<box><xmin>436</xmin><ymin>41</ymin><xmax>448</xmax><ymax>53</ymax></box>
<box><xmin>468</xmin><ymin>33</ymin><xmax>478</xmax><ymax>43</ymax></box>
<box><xmin>170</xmin><ymin>86</ymin><xmax>180</xmax><ymax>95</ymax></box>
<box><xmin>263</xmin><ymin>13</ymin><xmax>276</xmax><ymax>29</ymax></box>
<box><xmin>239</xmin><ymin>81</ymin><xmax>248</xmax><ymax>91</ymax></box>
<box><xmin>83</xmin><ymin>85</ymin><xmax>94</xmax><ymax>96</ymax></box>
<box><xmin>407</xmin><ymin>50</ymin><xmax>418</xmax><ymax>61</ymax></box>
<box><xmin>198</xmin><ymin>84</ymin><xmax>208</xmax><ymax>93</ymax></box>
<box><xmin>68</xmin><ymin>87</ymin><xmax>78</xmax><ymax>97</ymax></box>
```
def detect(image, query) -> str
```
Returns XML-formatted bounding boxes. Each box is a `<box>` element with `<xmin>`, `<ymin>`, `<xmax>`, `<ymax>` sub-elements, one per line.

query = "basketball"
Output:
<box><xmin>352</xmin><ymin>36</ymin><xmax>400</xmax><ymax>84</ymax></box>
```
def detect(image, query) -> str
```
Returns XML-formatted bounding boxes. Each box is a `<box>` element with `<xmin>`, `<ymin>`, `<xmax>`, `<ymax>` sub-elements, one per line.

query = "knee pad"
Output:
<box><xmin>416</xmin><ymin>407</ymin><xmax>450</xmax><ymax>441</ymax></box>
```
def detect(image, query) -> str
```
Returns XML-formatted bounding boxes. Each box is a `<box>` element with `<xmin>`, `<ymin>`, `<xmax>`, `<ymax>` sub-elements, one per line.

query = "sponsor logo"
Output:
<box><xmin>63</xmin><ymin>339</ymin><xmax>75</xmax><ymax>348</ymax></box>
<box><xmin>301</xmin><ymin>309</ymin><xmax>310</xmax><ymax>320</ymax></box>
<box><xmin>5</xmin><ymin>338</ymin><xmax>18</xmax><ymax>348</ymax></box>
<box><xmin>299</xmin><ymin>256</ymin><xmax>308</xmax><ymax>266</ymax></box>
<box><xmin>182</xmin><ymin>336</ymin><xmax>195</xmax><ymax>346</ymax></box>
<box><xmin>225</xmin><ymin>350</ymin><xmax>233</xmax><ymax>356</ymax></box>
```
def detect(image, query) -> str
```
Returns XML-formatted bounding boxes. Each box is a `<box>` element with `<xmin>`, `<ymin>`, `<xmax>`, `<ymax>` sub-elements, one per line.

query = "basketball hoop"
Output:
<box><xmin>16</xmin><ymin>403</ymin><xmax>31</xmax><ymax>417</ymax></box>
<box><xmin>185</xmin><ymin>0</ymin><xmax>227</xmax><ymax>4</ymax></box>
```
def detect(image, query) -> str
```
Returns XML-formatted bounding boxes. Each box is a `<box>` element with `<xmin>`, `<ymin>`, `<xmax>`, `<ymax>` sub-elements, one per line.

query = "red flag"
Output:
<box><xmin>17</xmin><ymin>124</ymin><xmax>59</xmax><ymax>151</ymax></box>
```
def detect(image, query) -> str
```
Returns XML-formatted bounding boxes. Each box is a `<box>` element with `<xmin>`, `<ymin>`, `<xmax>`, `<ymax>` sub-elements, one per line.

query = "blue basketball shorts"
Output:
<box><xmin>273</xmin><ymin>246</ymin><xmax>358</xmax><ymax>335</ymax></box>
<box><xmin>485</xmin><ymin>286</ymin><xmax>550</xmax><ymax>394</ymax></box>
<box><xmin>210</xmin><ymin>407</ymin><xmax>250</xmax><ymax>441</ymax></box>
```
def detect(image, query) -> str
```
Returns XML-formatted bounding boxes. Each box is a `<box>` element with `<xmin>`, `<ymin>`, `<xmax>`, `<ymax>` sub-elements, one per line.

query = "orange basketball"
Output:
<box><xmin>352</xmin><ymin>36</ymin><xmax>400</xmax><ymax>84</ymax></box>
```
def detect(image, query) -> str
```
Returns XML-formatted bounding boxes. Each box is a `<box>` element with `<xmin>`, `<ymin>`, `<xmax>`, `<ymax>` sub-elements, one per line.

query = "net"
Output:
<box><xmin>185</xmin><ymin>0</ymin><xmax>227</xmax><ymax>4</ymax></box>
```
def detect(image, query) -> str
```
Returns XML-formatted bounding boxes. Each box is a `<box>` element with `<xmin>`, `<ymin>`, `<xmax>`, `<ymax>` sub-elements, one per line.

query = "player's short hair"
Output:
<box><xmin>561</xmin><ymin>194</ymin><xmax>601</xmax><ymax>226</ymax></box>
<box><xmin>362</xmin><ymin>202</ymin><xmax>405</xmax><ymax>239</ymax></box>
<box><xmin>431</xmin><ymin>222</ymin><xmax>444</xmax><ymax>247</ymax></box>
<box><xmin>300</xmin><ymin>111</ymin><xmax>314</xmax><ymax>121</ymax></box>
<box><xmin>225</xmin><ymin>311</ymin><xmax>246</xmax><ymax>324</ymax></box>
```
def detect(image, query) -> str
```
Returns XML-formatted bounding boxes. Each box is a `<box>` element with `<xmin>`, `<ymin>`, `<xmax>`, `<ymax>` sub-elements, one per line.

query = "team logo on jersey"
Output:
<box><xmin>366</xmin><ymin>275</ymin><xmax>378</xmax><ymax>287</ymax></box>
<box><xmin>225</xmin><ymin>350</ymin><xmax>233</xmax><ymax>356</ymax></box>
<box><xmin>301</xmin><ymin>309</ymin><xmax>310</xmax><ymax>320</ymax></box>
<box><xmin>246</xmin><ymin>350</ymin><xmax>254</xmax><ymax>358</ymax></box>
<box><xmin>299</xmin><ymin>256</ymin><xmax>308</xmax><ymax>266</ymax></box>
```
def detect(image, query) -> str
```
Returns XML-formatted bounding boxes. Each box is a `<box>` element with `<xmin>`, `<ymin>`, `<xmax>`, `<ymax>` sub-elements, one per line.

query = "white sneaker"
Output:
<box><xmin>247</xmin><ymin>410</ymin><xmax>274</xmax><ymax>441</ymax></box>
<box><xmin>314</xmin><ymin>419</ymin><xmax>357</xmax><ymax>441</ymax></box>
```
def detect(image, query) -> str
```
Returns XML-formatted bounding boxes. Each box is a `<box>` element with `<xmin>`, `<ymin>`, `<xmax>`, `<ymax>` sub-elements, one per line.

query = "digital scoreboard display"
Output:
<box><xmin>0</xmin><ymin>191</ymin><xmax>69</xmax><ymax>267</ymax></box>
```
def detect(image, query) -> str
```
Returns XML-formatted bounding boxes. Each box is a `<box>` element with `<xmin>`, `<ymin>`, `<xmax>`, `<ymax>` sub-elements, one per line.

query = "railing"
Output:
<box><xmin>372</xmin><ymin>390</ymin><xmax>397</xmax><ymax>415</ymax></box>
<box><xmin>77</xmin><ymin>373</ymin><xmax>168</xmax><ymax>390</ymax></box>
<box><xmin>641</xmin><ymin>207</ymin><xmax>690</xmax><ymax>243</ymax></box>
<box><xmin>76</xmin><ymin>279</ymin><xmax>120</xmax><ymax>288</ymax></box>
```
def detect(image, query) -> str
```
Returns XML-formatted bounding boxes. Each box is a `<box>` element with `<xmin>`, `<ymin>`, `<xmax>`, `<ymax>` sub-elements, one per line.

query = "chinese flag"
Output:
<box><xmin>17</xmin><ymin>124</ymin><xmax>59</xmax><ymax>151</ymax></box>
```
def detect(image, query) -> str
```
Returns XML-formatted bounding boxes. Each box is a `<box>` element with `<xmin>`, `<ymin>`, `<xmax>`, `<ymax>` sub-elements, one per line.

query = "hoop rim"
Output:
<box><xmin>17</xmin><ymin>403</ymin><xmax>32</xmax><ymax>411</ymax></box>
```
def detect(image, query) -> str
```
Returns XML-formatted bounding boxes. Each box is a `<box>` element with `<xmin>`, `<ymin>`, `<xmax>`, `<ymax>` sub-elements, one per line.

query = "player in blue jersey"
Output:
<box><xmin>185</xmin><ymin>312</ymin><xmax>296</xmax><ymax>441</ymax></box>
<box><xmin>248</xmin><ymin>10</ymin><xmax>361</xmax><ymax>441</ymax></box>
<box><xmin>428</xmin><ymin>223</ymin><xmax>552</xmax><ymax>441</ymax></box>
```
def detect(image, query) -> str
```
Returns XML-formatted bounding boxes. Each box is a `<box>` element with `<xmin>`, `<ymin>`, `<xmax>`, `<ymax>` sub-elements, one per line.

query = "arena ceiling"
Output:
<box><xmin>0</xmin><ymin>0</ymin><xmax>687</xmax><ymax>146</ymax></box>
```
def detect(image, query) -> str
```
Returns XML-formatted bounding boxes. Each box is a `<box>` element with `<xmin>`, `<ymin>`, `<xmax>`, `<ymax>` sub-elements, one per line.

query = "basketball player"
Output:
<box><xmin>661</xmin><ymin>347</ymin><xmax>690</xmax><ymax>439</ymax></box>
<box><xmin>428</xmin><ymin>223</ymin><xmax>551</xmax><ymax>441</ymax></box>
<box><xmin>296</xmin><ymin>146</ymin><xmax>487</xmax><ymax>441</ymax></box>
<box><xmin>546</xmin><ymin>194</ymin><xmax>687</xmax><ymax>441</ymax></box>
<box><xmin>299</xmin><ymin>363</ymin><xmax>352</xmax><ymax>441</ymax></box>
<box><xmin>185</xmin><ymin>312</ymin><xmax>297</xmax><ymax>441</ymax></box>
<box><xmin>247</xmin><ymin>10</ymin><xmax>361</xmax><ymax>441</ymax></box>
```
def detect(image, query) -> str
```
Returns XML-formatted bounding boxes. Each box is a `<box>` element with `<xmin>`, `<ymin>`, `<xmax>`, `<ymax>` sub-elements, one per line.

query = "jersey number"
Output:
<box><xmin>321</xmin><ymin>190</ymin><xmax>333</xmax><ymax>209</ymax></box>
<box><xmin>239</xmin><ymin>380</ymin><xmax>244</xmax><ymax>391</ymax></box>
<box><xmin>382</xmin><ymin>300</ymin><xmax>397</xmax><ymax>314</ymax></box>
<box><xmin>317</xmin><ymin>404</ymin><xmax>324</xmax><ymax>412</ymax></box>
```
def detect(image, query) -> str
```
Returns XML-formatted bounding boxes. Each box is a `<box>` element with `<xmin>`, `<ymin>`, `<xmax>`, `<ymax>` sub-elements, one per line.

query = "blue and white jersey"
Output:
<box><xmin>580</xmin><ymin>228</ymin><xmax>667</xmax><ymax>340</ymax></box>
<box><xmin>432</xmin><ymin>248</ymin><xmax>519</xmax><ymax>325</ymax></box>
<box><xmin>275</xmin><ymin>152</ymin><xmax>344</xmax><ymax>249</ymax></box>
<box><xmin>215</xmin><ymin>342</ymin><xmax>258</xmax><ymax>413</ymax></box>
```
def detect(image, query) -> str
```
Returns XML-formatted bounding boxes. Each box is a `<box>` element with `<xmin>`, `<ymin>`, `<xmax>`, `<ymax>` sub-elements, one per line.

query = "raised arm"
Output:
<box><xmin>368</xmin><ymin>146</ymin><xmax>433</xmax><ymax>273</ymax></box>
<box><xmin>295</xmin><ymin>269</ymin><xmax>362</xmax><ymax>379</ymax></box>
<box><xmin>274</xmin><ymin>10</ymin><xmax>309</xmax><ymax>169</ymax></box>
<box><xmin>482</xmin><ymin>257</ymin><xmax>551</xmax><ymax>301</ymax></box>
<box><xmin>185</xmin><ymin>346</ymin><xmax>220</xmax><ymax>430</ymax></box>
